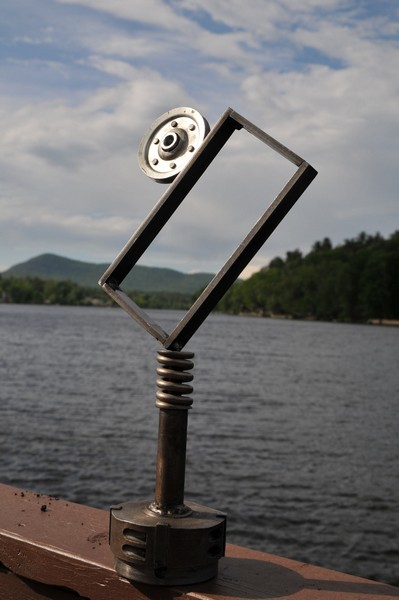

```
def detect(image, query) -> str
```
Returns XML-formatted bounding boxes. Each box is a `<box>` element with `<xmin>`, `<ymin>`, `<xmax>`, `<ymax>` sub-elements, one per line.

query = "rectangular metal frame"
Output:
<box><xmin>99</xmin><ymin>107</ymin><xmax>317</xmax><ymax>349</ymax></box>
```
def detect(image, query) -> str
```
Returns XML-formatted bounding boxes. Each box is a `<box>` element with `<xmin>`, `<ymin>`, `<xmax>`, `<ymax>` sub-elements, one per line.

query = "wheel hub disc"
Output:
<box><xmin>138</xmin><ymin>107</ymin><xmax>210</xmax><ymax>183</ymax></box>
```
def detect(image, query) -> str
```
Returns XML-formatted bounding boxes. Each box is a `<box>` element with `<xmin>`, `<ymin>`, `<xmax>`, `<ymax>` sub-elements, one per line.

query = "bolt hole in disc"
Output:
<box><xmin>138</xmin><ymin>107</ymin><xmax>210</xmax><ymax>183</ymax></box>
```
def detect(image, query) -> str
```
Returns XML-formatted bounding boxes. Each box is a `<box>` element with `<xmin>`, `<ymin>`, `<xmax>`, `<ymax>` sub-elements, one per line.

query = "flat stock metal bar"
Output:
<box><xmin>165</xmin><ymin>161</ymin><xmax>317</xmax><ymax>349</ymax></box>
<box><xmin>99</xmin><ymin>108</ymin><xmax>317</xmax><ymax>349</ymax></box>
<box><xmin>99</xmin><ymin>108</ymin><xmax>239</xmax><ymax>288</ymax></box>
<box><xmin>230</xmin><ymin>110</ymin><xmax>304</xmax><ymax>166</ymax></box>
<box><xmin>102</xmin><ymin>283</ymin><xmax>168</xmax><ymax>343</ymax></box>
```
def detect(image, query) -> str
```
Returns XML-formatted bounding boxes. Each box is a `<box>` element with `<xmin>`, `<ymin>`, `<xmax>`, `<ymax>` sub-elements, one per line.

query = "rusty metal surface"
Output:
<box><xmin>108</xmin><ymin>350</ymin><xmax>227</xmax><ymax>586</ymax></box>
<box><xmin>99</xmin><ymin>107</ymin><xmax>317</xmax><ymax>350</ymax></box>
<box><xmin>110</xmin><ymin>500</ymin><xmax>226</xmax><ymax>586</ymax></box>
<box><xmin>154</xmin><ymin>350</ymin><xmax>194</xmax><ymax>513</ymax></box>
<box><xmin>98</xmin><ymin>108</ymin><xmax>317</xmax><ymax>584</ymax></box>
<box><xmin>1</xmin><ymin>484</ymin><xmax>398</xmax><ymax>599</ymax></box>
<box><xmin>153</xmin><ymin>407</ymin><xmax>189</xmax><ymax>512</ymax></box>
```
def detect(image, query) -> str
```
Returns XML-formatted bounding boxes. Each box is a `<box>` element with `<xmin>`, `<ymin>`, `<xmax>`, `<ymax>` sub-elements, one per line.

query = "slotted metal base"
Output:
<box><xmin>110</xmin><ymin>500</ymin><xmax>226</xmax><ymax>585</ymax></box>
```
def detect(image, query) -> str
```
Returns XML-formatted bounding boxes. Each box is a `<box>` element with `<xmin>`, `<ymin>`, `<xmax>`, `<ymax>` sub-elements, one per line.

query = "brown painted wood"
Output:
<box><xmin>0</xmin><ymin>568</ymin><xmax>83</xmax><ymax>600</ymax></box>
<box><xmin>0</xmin><ymin>483</ymin><xmax>398</xmax><ymax>600</ymax></box>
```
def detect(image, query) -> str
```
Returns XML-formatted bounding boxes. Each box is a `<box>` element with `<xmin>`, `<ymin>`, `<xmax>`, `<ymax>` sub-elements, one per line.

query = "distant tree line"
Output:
<box><xmin>218</xmin><ymin>232</ymin><xmax>399</xmax><ymax>322</ymax></box>
<box><xmin>2</xmin><ymin>232</ymin><xmax>398</xmax><ymax>322</ymax></box>
<box><xmin>0</xmin><ymin>276</ymin><xmax>194</xmax><ymax>310</ymax></box>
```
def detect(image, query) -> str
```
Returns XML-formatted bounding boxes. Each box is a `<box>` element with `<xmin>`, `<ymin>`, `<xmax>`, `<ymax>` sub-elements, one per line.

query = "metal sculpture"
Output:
<box><xmin>99</xmin><ymin>106</ymin><xmax>317</xmax><ymax>585</ymax></box>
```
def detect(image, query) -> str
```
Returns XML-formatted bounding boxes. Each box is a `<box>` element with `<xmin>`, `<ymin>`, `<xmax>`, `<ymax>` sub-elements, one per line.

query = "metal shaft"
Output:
<box><xmin>155</xmin><ymin>408</ymin><xmax>188</xmax><ymax>511</ymax></box>
<box><xmin>152</xmin><ymin>350</ymin><xmax>194</xmax><ymax>515</ymax></box>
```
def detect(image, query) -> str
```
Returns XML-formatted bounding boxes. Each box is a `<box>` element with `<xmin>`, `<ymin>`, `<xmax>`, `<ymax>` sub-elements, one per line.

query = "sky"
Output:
<box><xmin>1</xmin><ymin>0</ymin><xmax>398</xmax><ymax>278</ymax></box>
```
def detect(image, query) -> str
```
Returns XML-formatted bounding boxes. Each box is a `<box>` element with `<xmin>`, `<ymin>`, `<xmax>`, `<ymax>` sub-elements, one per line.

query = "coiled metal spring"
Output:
<box><xmin>156</xmin><ymin>350</ymin><xmax>194</xmax><ymax>409</ymax></box>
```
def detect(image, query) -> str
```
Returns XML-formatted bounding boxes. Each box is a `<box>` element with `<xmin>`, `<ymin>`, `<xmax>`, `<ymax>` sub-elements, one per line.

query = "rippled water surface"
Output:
<box><xmin>1</xmin><ymin>304</ymin><xmax>398</xmax><ymax>585</ymax></box>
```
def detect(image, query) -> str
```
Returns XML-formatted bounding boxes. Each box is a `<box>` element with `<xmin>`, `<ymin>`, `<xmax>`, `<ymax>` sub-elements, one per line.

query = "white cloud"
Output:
<box><xmin>177</xmin><ymin>0</ymin><xmax>286</xmax><ymax>36</ymax></box>
<box><xmin>0</xmin><ymin>71</ymin><xmax>192</xmax><ymax>264</ymax></box>
<box><xmin>56</xmin><ymin>0</ymin><xmax>195</xmax><ymax>31</ymax></box>
<box><xmin>0</xmin><ymin>0</ymin><xmax>398</xmax><ymax>276</ymax></box>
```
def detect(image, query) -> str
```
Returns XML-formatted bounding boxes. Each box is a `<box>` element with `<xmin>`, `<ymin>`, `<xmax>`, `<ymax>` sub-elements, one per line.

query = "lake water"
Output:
<box><xmin>0</xmin><ymin>304</ymin><xmax>398</xmax><ymax>586</ymax></box>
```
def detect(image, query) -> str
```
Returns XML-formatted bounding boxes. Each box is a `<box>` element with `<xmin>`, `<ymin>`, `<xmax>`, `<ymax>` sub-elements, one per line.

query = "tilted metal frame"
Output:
<box><xmin>99</xmin><ymin>107</ymin><xmax>317</xmax><ymax>350</ymax></box>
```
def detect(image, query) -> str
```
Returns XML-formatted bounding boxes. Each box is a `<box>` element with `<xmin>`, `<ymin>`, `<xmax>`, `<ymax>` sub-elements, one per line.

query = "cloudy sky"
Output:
<box><xmin>1</xmin><ymin>0</ymin><xmax>398</xmax><ymax>277</ymax></box>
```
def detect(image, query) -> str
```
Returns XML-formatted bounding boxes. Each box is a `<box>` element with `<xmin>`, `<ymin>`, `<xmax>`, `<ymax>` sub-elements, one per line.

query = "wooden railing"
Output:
<box><xmin>0</xmin><ymin>483</ymin><xmax>398</xmax><ymax>599</ymax></box>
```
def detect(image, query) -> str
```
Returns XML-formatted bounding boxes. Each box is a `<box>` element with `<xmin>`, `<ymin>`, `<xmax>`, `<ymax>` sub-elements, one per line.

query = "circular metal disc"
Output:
<box><xmin>138</xmin><ymin>107</ymin><xmax>210</xmax><ymax>183</ymax></box>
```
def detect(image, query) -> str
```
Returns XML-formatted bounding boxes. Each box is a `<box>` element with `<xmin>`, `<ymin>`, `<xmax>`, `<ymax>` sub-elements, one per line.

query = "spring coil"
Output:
<box><xmin>156</xmin><ymin>350</ymin><xmax>194</xmax><ymax>410</ymax></box>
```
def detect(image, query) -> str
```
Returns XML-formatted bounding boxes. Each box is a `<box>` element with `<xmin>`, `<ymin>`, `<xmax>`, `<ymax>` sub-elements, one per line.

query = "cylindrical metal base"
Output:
<box><xmin>110</xmin><ymin>500</ymin><xmax>226</xmax><ymax>586</ymax></box>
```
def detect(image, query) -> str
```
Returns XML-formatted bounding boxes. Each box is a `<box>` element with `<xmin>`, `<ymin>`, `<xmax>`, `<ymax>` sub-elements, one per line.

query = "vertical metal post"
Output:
<box><xmin>151</xmin><ymin>349</ymin><xmax>194</xmax><ymax>515</ymax></box>
<box><xmin>154</xmin><ymin>408</ymin><xmax>188</xmax><ymax>512</ymax></box>
<box><xmin>108</xmin><ymin>348</ymin><xmax>226</xmax><ymax>585</ymax></box>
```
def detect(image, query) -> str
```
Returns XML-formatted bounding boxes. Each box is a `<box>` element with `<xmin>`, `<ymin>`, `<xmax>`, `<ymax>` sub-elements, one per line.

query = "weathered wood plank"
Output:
<box><xmin>0</xmin><ymin>483</ymin><xmax>398</xmax><ymax>600</ymax></box>
<box><xmin>0</xmin><ymin>567</ymin><xmax>85</xmax><ymax>600</ymax></box>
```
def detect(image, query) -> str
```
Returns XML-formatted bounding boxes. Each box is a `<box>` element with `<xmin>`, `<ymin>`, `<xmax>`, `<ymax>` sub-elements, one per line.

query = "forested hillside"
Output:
<box><xmin>2</xmin><ymin>253</ymin><xmax>214</xmax><ymax>294</ymax></box>
<box><xmin>218</xmin><ymin>232</ymin><xmax>399</xmax><ymax>322</ymax></box>
<box><xmin>0</xmin><ymin>276</ymin><xmax>195</xmax><ymax>309</ymax></box>
<box><xmin>2</xmin><ymin>232</ymin><xmax>398</xmax><ymax>322</ymax></box>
